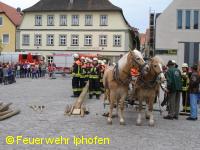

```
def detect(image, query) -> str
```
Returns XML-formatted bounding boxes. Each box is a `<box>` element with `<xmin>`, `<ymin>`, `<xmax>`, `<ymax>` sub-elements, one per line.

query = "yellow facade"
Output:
<box><xmin>0</xmin><ymin>13</ymin><xmax>16</xmax><ymax>52</ymax></box>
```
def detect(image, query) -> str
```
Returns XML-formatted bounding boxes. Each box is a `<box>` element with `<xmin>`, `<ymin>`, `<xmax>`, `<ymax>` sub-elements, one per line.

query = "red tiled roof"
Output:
<box><xmin>0</xmin><ymin>2</ymin><xmax>22</xmax><ymax>26</ymax></box>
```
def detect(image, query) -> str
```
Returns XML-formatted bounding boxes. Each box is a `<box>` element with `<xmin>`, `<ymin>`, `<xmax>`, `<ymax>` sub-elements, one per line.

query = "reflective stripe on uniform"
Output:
<box><xmin>89</xmin><ymin>75</ymin><xmax>99</xmax><ymax>79</ymax></box>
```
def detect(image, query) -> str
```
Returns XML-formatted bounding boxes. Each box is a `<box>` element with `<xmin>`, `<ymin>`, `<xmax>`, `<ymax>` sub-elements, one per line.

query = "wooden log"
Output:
<box><xmin>0</xmin><ymin>109</ymin><xmax>20</xmax><ymax>121</ymax></box>
<box><xmin>74</xmin><ymin>81</ymin><xmax>89</xmax><ymax>109</ymax></box>
<box><xmin>0</xmin><ymin>110</ymin><xmax>13</xmax><ymax>116</ymax></box>
<box><xmin>0</xmin><ymin>103</ymin><xmax>12</xmax><ymax>112</ymax></box>
<box><xmin>71</xmin><ymin>81</ymin><xmax>89</xmax><ymax>115</ymax></box>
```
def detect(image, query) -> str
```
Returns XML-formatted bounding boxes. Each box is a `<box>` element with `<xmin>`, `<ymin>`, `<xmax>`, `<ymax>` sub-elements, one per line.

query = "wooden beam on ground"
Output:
<box><xmin>0</xmin><ymin>103</ymin><xmax>13</xmax><ymax>112</ymax></box>
<box><xmin>0</xmin><ymin>109</ymin><xmax>13</xmax><ymax>116</ymax></box>
<box><xmin>0</xmin><ymin>109</ymin><xmax>20</xmax><ymax>121</ymax></box>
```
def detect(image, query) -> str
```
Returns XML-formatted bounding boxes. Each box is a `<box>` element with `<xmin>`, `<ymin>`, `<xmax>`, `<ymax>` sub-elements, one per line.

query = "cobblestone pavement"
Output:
<box><xmin>0</xmin><ymin>76</ymin><xmax>200</xmax><ymax>150</ymax></box>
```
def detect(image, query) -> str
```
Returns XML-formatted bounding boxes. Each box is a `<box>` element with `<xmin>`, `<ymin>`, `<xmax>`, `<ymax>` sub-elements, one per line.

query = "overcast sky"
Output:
<box><xmin>2</xmin><ymin>0</ymin><xmax>173</xmax><ymax>33</ymax></box>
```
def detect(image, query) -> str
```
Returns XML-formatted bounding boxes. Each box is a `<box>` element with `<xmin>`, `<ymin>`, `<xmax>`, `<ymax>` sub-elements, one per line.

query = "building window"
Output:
<box><xmin>2</xmin><ymin>34</ymin><xmax>9</xmax><ymax>44</ymax></box>
<box><xmin>113</xmin><ymin>35</ymin><xmax>121</xmax><ymax>47</ymax></box>
<box><xmin>72</xmin><ymin>15</ymin><xmax>79</xmax><ymax>26</ymax></box>
<box><xmin>184</xmin><ymin>42</ymin><xmax>199</xmax><ymax>66</ymax></box>
<box><xmin>177</xmin><ymin>10</ymin><xmax>182</xmax><ymax>29</ymax></box>
<box><xmin>60</xmin><ymin>15</ymin><xmax>67</xmax><ymax>26</ymax></box>
<box><xmin>71</xmin><ymin>35</ymin><xmax>79</xmax><ymax>46</ymax></box>
<box><xmin>100</xmin><ymin>15</ymin><xmax>108</xmax><ymax>26</ymax></box>
<box><xmin>22</xmin><ymin>34</ymin><xmax>30</xmax><ymax>46</ymax></box>
<box><xmin>35</xmin><ymin>34</ymin><xmax>42</xmax><ymax>46</ymax></box>
<box><xmin>47</xmin><ymin>56</ymin><xmax>54</xmax><ymax>63</ymax></box>
<box><xmin>0</xmin><ymin>17</ymin><xmax>3</xmax><ymax>26</ymax></box>
<box><xmin>59</xmin><ymin>35</ymin><xmax>67</xmax><ymax>46</ymax></box>
<box><xmin>99</xmin><ymin>35</ymin><xmax>107</xmax><ymax>46</ymax></box>
<box><xmin>85</xmin><ymin>15</ymin><xmax>93</xmax><ymax>26</ymax></box>
<box><xmin>84</xmin><ymin>35</ymin><xmax>92</xmax><ymax>46</ymax></box>
<box><xmin>47</xmin><ymin>15</ymin><xmax>54</xmax><ymax>26</ymax></box>
<box><xmin>186</xmin><ymin>10</ymin><xmax>191</xmax><ymax>29</ymax></box>
<box><xmin>47</xmin><ymin>35</ymin><xmax>54</xmax><ymax>46</ymax></box>
<box><xmin>194</xmin><ymin>11</ymin><xmax>199</xmax><ymax>29</ymax></box>
<box><xmin>35</xmin><ymin>15</ymin><xmax>42</xmax><ymax>26</ymax></box>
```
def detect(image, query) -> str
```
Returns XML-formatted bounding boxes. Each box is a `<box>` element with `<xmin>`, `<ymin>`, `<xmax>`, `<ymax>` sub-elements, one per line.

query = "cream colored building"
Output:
<box><xmin>17</xmin><ymin>0</ymin><xmax>134</xmax><ymax>63</ymax></box>
<box><xmin>156</xmin><ymin>0</ymin><xmax>200</xmax><ymax>67</ymax></box>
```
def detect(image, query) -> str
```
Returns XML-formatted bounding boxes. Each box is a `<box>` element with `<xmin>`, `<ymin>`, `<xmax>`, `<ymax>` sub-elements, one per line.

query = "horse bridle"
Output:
<box><xmin>138</xmin><ymin>62</ymin><xmax>165</xmax><ymax>89</ymax></box>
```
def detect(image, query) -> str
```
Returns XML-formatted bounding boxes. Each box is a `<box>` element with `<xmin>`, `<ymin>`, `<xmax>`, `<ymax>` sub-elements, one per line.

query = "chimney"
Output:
<box><xmin>16</xmin><ymin>7</ymin><xmax>21</xmax><ymax>13</ymax></box>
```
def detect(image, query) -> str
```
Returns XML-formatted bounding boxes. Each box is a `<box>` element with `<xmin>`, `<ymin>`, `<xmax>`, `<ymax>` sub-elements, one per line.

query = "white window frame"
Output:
<box><xmin>35</xmin><ymin>15</ymin><xmax>42</xmax><ymax>26</ymax></box>
<box><xmin>60</xmin><ymin>15</ymin><xmax>67</xmax><ymax>26</ymax></box>
<box><xmin>100</xmin><ymin>15</ymin><xmax>108</xmax><ymax>26</ymax></box>
<box><xmin>2</xmin><ymin>34</ymin><xmax>9</xmax><ymax>44</ymax></box>
<box><xmin>47</xmin><ymin>15</ymin><xmax>54</xmax><ymax>26</ymax></box>
<box><xmin>84</xmin><ymin>35</ymin><xmax>92</xmax><ymax>46</ymax></box>
<box><xmin>85</xmin><ymin>15</ymin><xmax>93</xmax><ymax>26</ymax></box>
<box><xmin>22</xmin><ymin>34</ymin><xmax>30</xmax><ymax>46</ymax></box>
<box><xmin>71</xmin><ymin>35</ymin><xmax>79</xmax><ymax>46</ymax></box>
<box><xmin>113</xmin><ymin>35</ymin><xmax>121</xmax><ymax>47</ymax></box>
<box><xmin>0</xmin><ymin>17</ymin><xmax>3</xmax><ymax>26</ymax></box>
<box><xmin>47</xmin><ymin>34</ymin><xmax>54</xmax><ymax>46</ymax></box>
<box><xmin>35</xmin><ymin>34</ymin><xmax>42</xmax><ymax>46</ymax></box>
<box><xmin>72</xmin><ymin>15</ymin><xmax>79</xmax><ymax>26</ymax></box>
<box><xmin>99</xmin><ymin>35</ymin><xmax>107</xmax><ymax>46</ymax></box>
<box><xmin>59</xmin><ymin>35</ymin><xmax>67</xmax><ymax>46</ymax></box>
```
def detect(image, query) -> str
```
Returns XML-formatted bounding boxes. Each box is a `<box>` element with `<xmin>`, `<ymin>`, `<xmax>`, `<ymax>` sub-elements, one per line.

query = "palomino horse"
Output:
<box><xmin>103</xmin><ymin>50</ymin><xmax>147</xmax><ymax>125</ymax></box>
<box><xmin>134</xmin><ymin>56</ymin><xmax>166</xmax><ymax>126</ymax></box>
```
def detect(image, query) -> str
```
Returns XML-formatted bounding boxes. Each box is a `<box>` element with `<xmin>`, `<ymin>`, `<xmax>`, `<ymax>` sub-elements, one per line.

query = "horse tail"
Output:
<box><xmin>103</xmin><ymin>69</ymin><xmax>111</xmax><ymax>102</ymax></box>
<box><xmin>103</xmin><ymin>70</ymin><xmax>109</xmax><ymax>89</ymax></box>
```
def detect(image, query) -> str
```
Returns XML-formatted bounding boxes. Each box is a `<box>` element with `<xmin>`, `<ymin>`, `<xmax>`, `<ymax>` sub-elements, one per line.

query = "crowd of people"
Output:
<box><xmin>162</xmin><ymin>60</ymin><xmax>200</xmax><ymax>121</ymax></box>
<box><xmin>71</xmin><ymin>54</ymin><xmax>106</xmax><ymax>99</ymax></box>
<box><xmin>0</xmin><ymin>62</ymin><xmax>47</xmax><ymax>85</ymax></box>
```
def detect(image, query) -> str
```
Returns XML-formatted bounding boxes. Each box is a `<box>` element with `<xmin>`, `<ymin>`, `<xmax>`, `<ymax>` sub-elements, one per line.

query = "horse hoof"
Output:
<box><xmin>120</xmin><ymin>121</ymin><xmax>126</xmax><ymax>125</ymax></box>
<box><xmin>136</xmin><ymin>120</ymin><xmax>142</xmax><ymax>126</ymax></box>
<box><xmin>107</xmin><ymin>118</ymin><xmax>112</xmax><ymax>125</ymax></box>
<box><xmin>149</xmin><ymin>120</ymin><xmax>155</xmax><ymax>127</ymax></box>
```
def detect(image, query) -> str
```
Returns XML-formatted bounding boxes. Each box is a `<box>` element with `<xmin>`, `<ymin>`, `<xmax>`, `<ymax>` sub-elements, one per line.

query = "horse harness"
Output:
<box><xmin>112</xmin><ymin>60</ymin><xmax>148</xmax><ymax>86</ymax></box>
<box><xmin>137</xmin><ymin>64</ymin><xmax>164</xmax><ymax>89</ymax></box>
<box><xmin>113</xmin><ymin>63</ymin><xmax>132</xmax><ymax>85</ymax></box>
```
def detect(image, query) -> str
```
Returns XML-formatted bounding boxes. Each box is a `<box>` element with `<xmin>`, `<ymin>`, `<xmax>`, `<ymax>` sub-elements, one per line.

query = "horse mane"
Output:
<box><xmin>151</xmin><ymin>56</ymin><xmax>164</xmax><ymax>66</ymax></box>
<box><xmin>117</xmin><ymin>50</ymin><xmax>143</xmax><ymax>71</ymax></box>
<box><xmin>118</xmin><ymin>53</ymin><xmax>128</xmax><ymax>70</ymax></box>
<box><xmin>133</xmin><ymin>49</ymin><xmax>143</xmax><ymax>59</ymax></box>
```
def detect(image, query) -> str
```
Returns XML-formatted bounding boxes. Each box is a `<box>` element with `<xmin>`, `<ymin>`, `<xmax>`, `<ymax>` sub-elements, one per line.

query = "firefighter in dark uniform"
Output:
<box><xmin>71</xmin><ymin>54</ymin><xmax>81</xmax><ymax>97</ymax></box>
<box><xmin>181</xmin><ymin>63</ymin><xmax>190</xmax><ymax>112</ymax></box>
<box><xmin>89</xmin><ymin>58</ymin><xmax>101</xmax><ymax>99</ymax></box>
<box><xmin>85</xmin><ymin>58</ymin><xmax>92</xmax><ymax>81</ymax></box>
<box><xmin>80</xmin><ymin>56</ymin><xmax>87</xmax><ymax>90</ymax></box>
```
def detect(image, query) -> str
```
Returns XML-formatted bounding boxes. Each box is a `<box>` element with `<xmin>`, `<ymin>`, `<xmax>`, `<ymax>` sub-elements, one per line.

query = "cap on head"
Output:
<box><xmin>93</xmin><ymin>58</ymin><xmax>98</xmax><ymax>61</ymax></box>
<box><xmin>73</xmin><ymin>54</ymin><xmax>79</xmax><ymax>59</ymax></box>
<box><xmin>182</xmin><ymin>63</ymin><xmax>188</xmax><ymax>68</ymax></box>
<box><xmin>167</xmin><ymin>60</ymin><xmax>175</xmax><ymax>66</ymax></box>
<box><xmin>80</xmin><ymin>56</ymin><xmax>85</xmax><ymax>60</ymax></box>
<box><xmin>172</xmin><ymin>60</ymin><xmax>176</xmax><ymax>64</ymax></box>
